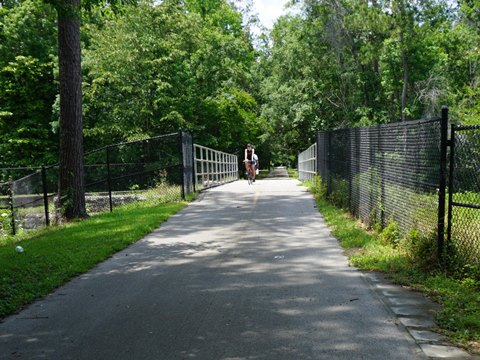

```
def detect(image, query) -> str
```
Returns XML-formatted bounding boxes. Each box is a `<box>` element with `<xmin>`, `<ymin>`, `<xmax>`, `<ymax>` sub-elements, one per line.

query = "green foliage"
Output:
<box><xmin>0</xmin><ymin>209</ymin><xmax>13</xmax><ymax>237</ymax></box>
<box><xmin>404</xmin><ymin>228</ymin><xmax>439</xmax><ymax>270</ymax></box>
<box><xmin>286</xmin><ymin>168</ymin><xmax>298</xmax><ymax>179</ymax></box>
<box><xmin>328</xmin><ymin>177</ymin><xmax>349</xmax><ymax>209</ymax></box>
<box><xmin>368</xmin><ymin>208</ymin><xmax>382</xmax><ymax>233</ymax></box>
<box><xmin>378</xmin><ymin>218</ymin><xmax>402</xmax><ymax>247</ymax></box>
<box><xmin>307</xmin><ymin>175</ymin><xmax>327</xmax><ymax>201</ymax></box>
<box><xmin>424</xmin><ymin>275</ymin><xmax>480</xmax><ymax>346</ymax></box>
<box><xmin>258</xmin><ymin>0</ymin><xmax>480</xmax><ymax>163</ymax></box>
<box><xmin>82</xmin><ymin>1</ymin><xmax>263</xmax><ymax>154</ymax></box>
<box><xmin>0</xmin><ymin>0</ymin><xmax>266</xmax><ymax>168</ymax></box>
<box><xmin>0</xmin><ymin>0</ymin><xmax>58</xmax><ymax>166</ymax></box>
<box><xmin>315</xmin><ymin>197</ymin><xmax>375</xmax><ymax>250</ymax></box>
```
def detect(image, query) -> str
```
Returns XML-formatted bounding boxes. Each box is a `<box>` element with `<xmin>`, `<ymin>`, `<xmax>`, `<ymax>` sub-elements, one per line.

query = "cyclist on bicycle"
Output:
<box><xmin>244</xmin><ymin>144</ymin><xmax>256</xmax><ymax>182</ymax></box>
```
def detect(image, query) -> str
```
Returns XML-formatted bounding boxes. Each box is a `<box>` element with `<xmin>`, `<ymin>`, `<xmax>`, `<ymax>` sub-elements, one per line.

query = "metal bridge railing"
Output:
<box><xmin>298</xmin><ymin>143</ymin><xmax>317</xmax><ymax>181</ymax></box>
<box><xmin>194</xmin><ymin>144</ymin><xmax>238</xmax><ymax>190</ymax></box>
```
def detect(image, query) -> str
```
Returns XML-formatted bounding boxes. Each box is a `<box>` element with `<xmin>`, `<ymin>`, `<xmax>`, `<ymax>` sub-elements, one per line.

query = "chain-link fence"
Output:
<box><xmin>317</xmin><ymin>118</ymin><xmax>442</xmax><ymax>238</ymax></box>
<box><xmin>300</xmin><ymin>110</ymin><xmax>480</xmax><ymax>268</ymax></box>
<box><xmin>10</xmin><ymin>167</ymin><xmax>56</xmax><ymax>235</ymax></box>
<box><xmin>1</xmin><ymin>131</ymin><xmax>241</xmax><ymax>237</ymax></box>
<box><xmin>448</xmin><ymin>124</ymin><xmax>480</xmax><ymax>266</ymax></box>
<box><xmin>1</xmin><ymin>131</ymin><xmax>196</xmax><ymax>237</ymax></box>
<box><xmin>84</xmin><ymin>132</ymin><xmax>187</xmax><ymax>214</ymax></box>
<box><xmin>0</xmin><ymin>167</ymin><xmax>48</xmax><ymax>236</ymax></box>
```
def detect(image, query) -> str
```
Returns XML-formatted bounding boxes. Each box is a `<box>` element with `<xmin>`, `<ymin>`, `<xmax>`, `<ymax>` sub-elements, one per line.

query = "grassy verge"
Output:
<box><xmin>305</xmin><ymin>180</ymin><xmax>480</xmax><ymax>354</ymax></box>
<box><xmin>286</xmin><ymin>168</ymin><xmax>298</xmax><ymax>178</ymax></box>
<box><xmin>0</xmin><ymin>199</ymin><xmax>187</xmax><ymax>319</ymax></box>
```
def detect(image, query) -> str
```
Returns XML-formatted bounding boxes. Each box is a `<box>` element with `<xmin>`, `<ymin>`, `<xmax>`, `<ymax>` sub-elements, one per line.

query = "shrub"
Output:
<box><xmin>304</xmin><ymin>175</ymin><xmax>327</xmax><ymax>201</ymax></box>
<box><xmin>378</xmin><ymin>218</ymin><xmax>402</xmax><ymax>247</ymax></box>
<box><xmin>311</xmin><ymin>175</ymin><xmax>327</xmax><ymax>200</ymax></box>
<box><xmin>328</xmin><ymin>177</ymin><xmax>349</xmax><ymax>209</ymax></box>
<box><xmin>368</xmin><ymin>208</ymin><xmax>382</xmax><ymax>232</ymax></box>
<box><xmin>404</xmin><ymin>228</ymin><xmax>439</xmax><ymax>271</ymax></box>
<box><xmin>0</xmin><ymin>210</ymin><xmax>12</xmax><ymax>236</ymax></box>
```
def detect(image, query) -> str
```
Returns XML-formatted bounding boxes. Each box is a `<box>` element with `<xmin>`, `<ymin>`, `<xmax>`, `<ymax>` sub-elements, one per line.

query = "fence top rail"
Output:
<box><xmin>455</xmin><ymin>124</ymin><xmax>480</xmax><ymax>131</ymax></box>
<box><xmin>11</xmin><ymin>170</ymin><xmax>42</xmax><ymax>185</ymax></box>
<box><xmin>299</xmin><ymin>142</ymin><xmax>316</xmax><ymax>154</ymax></box>
<box><xmin>84</xmin><ymin>132</ymin><xmax>179</xmax><ymax>157</ymax></box>
<box><xmin>196</xmin><ymin>158</ymin><xmax>233</xmax><ymax>163</ymax></box>
<box><xmin>194</xmin><ymin>144</ymin><xmax>237</xmax><ymax>157</ymax></box>
<box><xmin>1</xmin><ymin>165</ymin><xmax>57</xmax><ymax>185</ymax></box>
<box><xmin>317</xmin><ymin>117</ymin><xmax>442</xmax><ymax>135</ymax></box>
<box><xmin>0</xmin><ymin>166</ymin><xmax>42</xmax><ymax>171</ymax></box>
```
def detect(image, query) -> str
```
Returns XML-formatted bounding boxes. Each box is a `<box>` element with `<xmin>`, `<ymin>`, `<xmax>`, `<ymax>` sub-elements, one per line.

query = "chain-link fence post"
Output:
<box><xmin>326</xmin><ymin>132</ymin><xmax>331</xmax><ymax>196</ymax></box>
<box><xmin>379</xmin><ymin>126</ymin><xmax>386</xmax><ymax>228</ymax></box>
<box><xmin>437</xmin><ymin>106</ymin><xmax>449</xmax><ymax>264</ymax></box>
<box><xmin>106</xmin><ymin>145</ymin><xmax>113</xmax><ymax>212</ymax></box>
<box><xmin>8</xmin><ymin>178</ymin><xmax>15</xmax><ymax>235</ymax></box>
<box><xmin>41</xmin><ymin>166</ymin><xmax>50</xmax><ymax>226</ymax></box>
<box><xmin>447</xmin><ymin>123</ymin><xmax>455</xmax><ymax>247</ymax></box>
<box><xmin>178</xmin><ymin>129</ymin><xmax>185</xmax><ymax>200</ymax></box>
<box><xmin>348</xmin><ymin>132</ymin><xmax>353</xmax><ymax>214</ymax></box>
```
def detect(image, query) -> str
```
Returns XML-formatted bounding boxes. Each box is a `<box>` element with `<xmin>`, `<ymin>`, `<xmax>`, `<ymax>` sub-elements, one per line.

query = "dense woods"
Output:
<box><xmin>0</xmin><ymin>0</ymin><xmax>479</xmax><ymax>167</ymax></box>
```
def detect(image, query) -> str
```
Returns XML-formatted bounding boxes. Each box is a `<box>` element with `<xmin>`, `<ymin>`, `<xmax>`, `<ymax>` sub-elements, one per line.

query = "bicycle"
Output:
<box><xmin>244</xmin><ymin>160</ymin><xmax>255</xmax><ymax>185</ymax></box>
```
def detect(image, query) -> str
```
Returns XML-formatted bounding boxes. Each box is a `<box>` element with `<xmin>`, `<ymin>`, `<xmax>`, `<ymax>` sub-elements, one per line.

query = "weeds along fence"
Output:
<box><xmin>0</xmin><ymin>131</ymin><xmax>238</xmax><ymax>237</ymax></box>
<box><xmin>194</xmin><ymin>144</ymin><xmax>238</xmax><ymax>190</ymax></box>
<box><xmin>299</xmin><ymin>108</ymin><xmax>480</xmax><ymax>267</ymax></box>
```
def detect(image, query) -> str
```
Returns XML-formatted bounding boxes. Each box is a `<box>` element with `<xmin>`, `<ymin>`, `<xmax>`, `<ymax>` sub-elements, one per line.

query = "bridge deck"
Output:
<box><xmin>0</xmin><ymin>172</ymin><xmax>425</xmax><ymax>359</ymax></box>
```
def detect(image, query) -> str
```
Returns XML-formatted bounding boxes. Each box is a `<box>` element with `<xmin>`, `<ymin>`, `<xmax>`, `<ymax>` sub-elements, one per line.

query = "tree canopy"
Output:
<box><xmin>0</xmin><ymin>0</ymin><xmax>478</xmax><ymax>168</ymax></box>
<box><xmin>258</xmin><ymin>0</ymin><xmax>479</xmax><ymax>160</ymax></box>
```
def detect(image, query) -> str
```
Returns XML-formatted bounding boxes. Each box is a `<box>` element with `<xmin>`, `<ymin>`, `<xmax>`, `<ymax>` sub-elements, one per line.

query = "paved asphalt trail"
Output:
<box><xmin>0</xmin><ymin>175</ymin><xmax>426</xmax><ymax>359</ymax></box>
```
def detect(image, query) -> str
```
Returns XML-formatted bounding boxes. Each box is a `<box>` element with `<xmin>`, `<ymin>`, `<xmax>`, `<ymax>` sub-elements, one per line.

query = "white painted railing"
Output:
<box><xmin>298</xmin><ymin>143</ymin><xmax>317</xmax><ymax>181</ymax></box>
<box><xmin>194</xmin><ymin>145</ymin><xmax>238</xmax><ymax>190</ymax></box>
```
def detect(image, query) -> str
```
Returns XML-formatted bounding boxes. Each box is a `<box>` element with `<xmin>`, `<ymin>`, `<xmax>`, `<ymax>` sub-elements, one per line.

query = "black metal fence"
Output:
<box><xmin>0</xmin><ymin>131</ymin><xmax>194</xmax><ymax>236</ymax></box>
<box><xmin>306</xmin><ymin>109</ymin><xmax>480</xmax><ymax>267</ymax></box>
<box><xmin>318</xmin><ymin>118</ymin><xmax>442</xmax><ymax>238</ymax></box>
<box><xmin>447</xmin><ymin>124</ymin><xmax>480</xmax><ymax>266</ymax></box>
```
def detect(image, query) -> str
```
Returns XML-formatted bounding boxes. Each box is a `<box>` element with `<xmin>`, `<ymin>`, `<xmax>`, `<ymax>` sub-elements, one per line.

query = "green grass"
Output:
<box><xmin>306</xmin><ymin>183</ymin><xmax>480</xmax><ymax>354</ymax></box>
<box><xmin>0</xmin><ymin>199</ymin><xmax>187</xmax><ymax>318</ymax></box>
<box><xmin>286</xmin><ymin>168</ymin><xmax>298</xmax><ymax>178</ymax></box>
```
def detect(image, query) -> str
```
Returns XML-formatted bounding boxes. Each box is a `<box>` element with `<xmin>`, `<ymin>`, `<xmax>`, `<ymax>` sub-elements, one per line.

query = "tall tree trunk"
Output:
<box><xmin>397</xmin><ymin>0</ymin><xmax>409</xmax><ymax>121</ymax></box>
<box><xmin>400</xmin><ymin>30</ymin><xmax>408</xmax><ymax>121</ymax></box>
<box><xmin>57</xmin><ymin>0</ymin><xmax>86</xmax><ymax>220</ymax></box>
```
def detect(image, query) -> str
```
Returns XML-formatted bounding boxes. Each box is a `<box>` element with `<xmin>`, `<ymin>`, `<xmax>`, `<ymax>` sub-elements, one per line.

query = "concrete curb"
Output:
<box><xmin>361</xmin><ymin>272</ymin><xmax>478</xmax><ymax>359</ymax></box>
